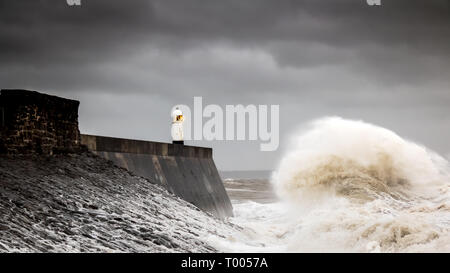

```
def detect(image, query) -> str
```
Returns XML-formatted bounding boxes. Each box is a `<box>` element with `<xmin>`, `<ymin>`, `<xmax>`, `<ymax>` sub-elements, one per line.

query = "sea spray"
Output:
<box><xmin>273</xmin><ymin>117</ymin><xmax>449</xmax><ymax>202</ymax></box>
<box><xmin>210</xmin><ymin>117</ymin><xmax>450</xmax><ymax>252</ymax></box>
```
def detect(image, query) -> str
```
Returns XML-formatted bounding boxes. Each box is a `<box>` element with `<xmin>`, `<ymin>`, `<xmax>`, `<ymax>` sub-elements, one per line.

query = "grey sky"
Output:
<box><xmin>1</xmin><ymin>0</ymin><xmax>449</xmax><ymax>170</ymax></box>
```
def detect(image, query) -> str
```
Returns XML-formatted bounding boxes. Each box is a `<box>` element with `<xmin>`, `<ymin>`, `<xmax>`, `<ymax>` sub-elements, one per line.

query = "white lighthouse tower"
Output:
<box><xmin>171</xmin><ymin>107</ymin><xmax>184</xmax><ymax>144</ymax></box>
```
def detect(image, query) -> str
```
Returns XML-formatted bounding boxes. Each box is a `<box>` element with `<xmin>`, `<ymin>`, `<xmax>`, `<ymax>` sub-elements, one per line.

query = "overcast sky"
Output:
<box><xmin>1</xmin><ymin>0</ymin><xmax>449</xmax><ymax>170</ymax></box>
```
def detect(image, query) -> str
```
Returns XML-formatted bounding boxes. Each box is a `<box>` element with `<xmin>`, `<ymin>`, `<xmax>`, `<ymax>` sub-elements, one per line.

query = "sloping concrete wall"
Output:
<box><xmin>81</xmin><ymin>134</ymin><xmax>233</xmax><ymax>219</ymax></box>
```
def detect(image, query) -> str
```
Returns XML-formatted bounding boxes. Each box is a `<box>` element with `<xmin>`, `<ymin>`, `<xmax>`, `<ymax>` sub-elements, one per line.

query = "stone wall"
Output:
<box><xmin>0</xmin><ymin>89</ymin><xmax>81</xmax><ymax>154</ymax></box>
<box><xmin>0</xmin><ymin>89</ymin><xmax>233</xmax><ymax>218</ymax></box>
<box><xmin>81</xmin><ymin>134</ymin><xmax>234</xmax><ymax>218</ymax></box>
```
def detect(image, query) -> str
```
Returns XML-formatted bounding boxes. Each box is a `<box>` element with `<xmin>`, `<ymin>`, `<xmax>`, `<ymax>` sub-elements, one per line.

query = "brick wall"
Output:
<box><xmin>0</xmin><ymin>89</ymin><xmax>81</xmax><ymax>155</ymax></box>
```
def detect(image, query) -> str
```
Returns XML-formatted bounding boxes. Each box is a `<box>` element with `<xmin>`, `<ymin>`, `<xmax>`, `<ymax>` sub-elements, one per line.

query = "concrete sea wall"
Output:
<box><xmin>0</xmin><ymin>89</ymin><xmax>233</xmax><ymax>219</ymax></box>
<box><xmin>81</xmin><ymin>134</ymin><xmax>233</xmax><ymax>219</ymax></box>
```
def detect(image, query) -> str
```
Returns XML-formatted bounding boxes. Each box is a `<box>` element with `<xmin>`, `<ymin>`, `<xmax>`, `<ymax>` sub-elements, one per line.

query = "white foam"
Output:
<box><xmin>210</xmin><ymin>117</ymin><xmax>450</xmax><ymax>252</ymax></box>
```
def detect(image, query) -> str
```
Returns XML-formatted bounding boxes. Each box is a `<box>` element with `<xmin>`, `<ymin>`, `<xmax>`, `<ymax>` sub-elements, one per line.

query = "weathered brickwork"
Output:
<box><xmin>0</xmin><ymin>89</ymin><xmax>81</xmax><ymax>154</ymax></box>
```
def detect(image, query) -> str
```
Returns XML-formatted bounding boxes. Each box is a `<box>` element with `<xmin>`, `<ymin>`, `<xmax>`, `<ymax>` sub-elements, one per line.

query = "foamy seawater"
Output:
<box><xmin>209</xmin><ymin>117</ymin><xmax>450</xmax><ymax>253</ymax></box>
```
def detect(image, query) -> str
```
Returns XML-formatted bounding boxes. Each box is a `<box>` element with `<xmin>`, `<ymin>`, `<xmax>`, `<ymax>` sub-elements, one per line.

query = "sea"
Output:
<box><xmin>209</xmin><ymin>117</ymin><xmax>450</xmax><ymax>253</ymax></box>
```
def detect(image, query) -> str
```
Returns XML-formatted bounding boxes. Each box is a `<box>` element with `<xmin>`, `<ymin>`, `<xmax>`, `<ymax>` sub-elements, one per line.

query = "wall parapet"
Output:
<box><xmin>81</xmin><ymin>134</ymin><xmax>233</xmax><ymax>218</ymax></box>
<box><xmin>81</xmin><ymin>134</ymin><xmax>212</xmax><ymax>158</ymax></box>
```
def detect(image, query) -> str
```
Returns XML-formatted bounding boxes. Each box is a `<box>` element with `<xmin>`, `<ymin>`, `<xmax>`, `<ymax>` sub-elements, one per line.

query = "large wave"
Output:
<box><xmin>210</xmin><ymin>117</ymin><xmax>450</xmax><ymax>252</ymax></box>
<box><xmin>273</xmin><ymin>117</ymin><xmax>449</xmax><ymax>202</ymax></box>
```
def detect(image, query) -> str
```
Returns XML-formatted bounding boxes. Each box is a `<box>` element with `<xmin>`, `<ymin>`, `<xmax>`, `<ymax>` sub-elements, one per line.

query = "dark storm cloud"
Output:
<box><xmin>0</xmin><ymin>0</ymin><xmax>153</xmax><ymax>62</ymax></box>
<box><xmin>1</xmin><ymin>0</ymin><xmax>449</xmax><ymax>101</ymax></box>
<box><xmin>1</xmin><ymin>0</ymin><xmax>450</xmax><ymax>169</ymax></box>
<box><xmin>1</xmin><ymin>0</ymin><xmax>449</xmax><ymax>67</ymax></box>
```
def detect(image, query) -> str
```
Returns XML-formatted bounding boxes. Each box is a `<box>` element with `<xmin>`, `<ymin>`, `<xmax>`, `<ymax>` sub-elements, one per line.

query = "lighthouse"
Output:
<box><xmin>171</xmin><ymin>107</ymin><xmax>184</xmax><ymax>144</ymax></box>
